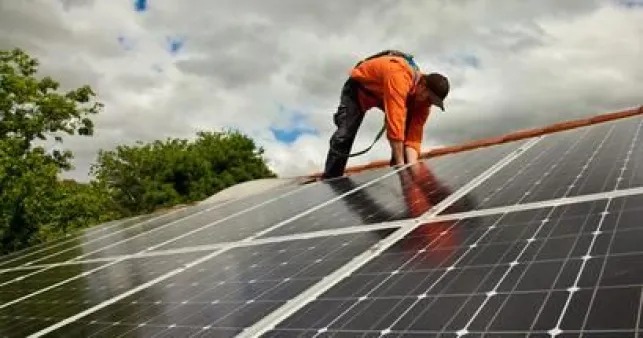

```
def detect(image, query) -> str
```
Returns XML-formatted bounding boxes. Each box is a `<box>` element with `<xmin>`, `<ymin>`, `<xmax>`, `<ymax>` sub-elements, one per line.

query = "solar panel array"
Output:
<box><xmin>1</xmin><ymin>114</ymin><xmax>642</xmax><ymax>338</ymax></box>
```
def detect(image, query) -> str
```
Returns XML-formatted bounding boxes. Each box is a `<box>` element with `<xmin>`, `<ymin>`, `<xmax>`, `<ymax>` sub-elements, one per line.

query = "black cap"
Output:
<box><xmin>423</xmin><ymin>73</ymin><xmax>450</xmax><ymax>111</ymax></box>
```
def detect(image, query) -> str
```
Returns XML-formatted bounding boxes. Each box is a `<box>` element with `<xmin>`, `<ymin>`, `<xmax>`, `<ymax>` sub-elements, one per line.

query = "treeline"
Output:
<box><xmin>0</xmin><ymin>48</ymin><xmax>276</xmax><ymax>255</ymax></box>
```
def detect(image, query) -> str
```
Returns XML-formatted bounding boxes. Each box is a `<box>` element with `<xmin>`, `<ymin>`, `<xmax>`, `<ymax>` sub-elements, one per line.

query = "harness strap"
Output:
<box><xmin>330</xmin><ymin>50</ymin><xmax>420</xmax><ymax>159</ymax></box>
<box><xmin>329</xmin><ymin>124</ymin><xmax>386</xmax><ymax>158</ymax></box>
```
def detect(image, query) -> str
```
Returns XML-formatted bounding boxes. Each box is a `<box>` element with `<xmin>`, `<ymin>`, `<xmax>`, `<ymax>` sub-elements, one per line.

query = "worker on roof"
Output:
<box><xmin>321</xmin><ymin>50</ymin><xmax>450</xmax><ymax>179</ymax></box>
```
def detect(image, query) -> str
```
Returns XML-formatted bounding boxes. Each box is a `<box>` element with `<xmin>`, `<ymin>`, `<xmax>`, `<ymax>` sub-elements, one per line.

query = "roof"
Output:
<box><xmin>306</xmin><ymin>105</ymin><xmax>643</xmax><ymax>180</ymax></box>
<box><xmin>0</xmin><ymin>104</ymin><xmax>642</xmax><ymax>337</ymax></box>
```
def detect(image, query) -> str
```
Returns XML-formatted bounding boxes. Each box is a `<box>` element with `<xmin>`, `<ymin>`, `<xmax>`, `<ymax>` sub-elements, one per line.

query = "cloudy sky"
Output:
<box><xmin>1</xmin><ymin>0</ymin><xmax>642</xmax><ymax>181</ymax></box>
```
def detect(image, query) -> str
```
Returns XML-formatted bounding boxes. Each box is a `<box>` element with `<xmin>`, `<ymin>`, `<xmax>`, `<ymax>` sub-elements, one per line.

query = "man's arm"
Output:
<box><xmin>403</xmin><ymin>100</ymin><xmax>432</xmax><ymax>164</ymax></box>
<box><xmin>381</xmin><ymin>62</ymin><xmax>414</xmax><ymax>166</ymax></box>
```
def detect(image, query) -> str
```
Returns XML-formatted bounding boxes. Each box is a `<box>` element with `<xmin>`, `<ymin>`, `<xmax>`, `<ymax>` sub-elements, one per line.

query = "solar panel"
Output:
<box><xmin>0</xmin><ymin>251</ymin><xmax>212</xmax><ymax>337</ymax></box>
<box><xmin>442</xmin><ymin>115</ymin><xmax>643</xmax><ymax>215</ymax></box>
<box><xmin>1</xmin><ymin>111</ymin><xmax>641</xmax><ymax>337</ymax></box>
<box><xmin>22</xmin><ymin>230</ymin><xmax>396</xmax><ymax>337</ymax></box>
<box><xmin>255</xmin><ymin>141</ymin><xmax>523</xmax><ymax>239</ymax></box>
<box><xmin>258</xmin><ymin>195</ymin><xmax>642</xmax><ymax>337</ymax></box>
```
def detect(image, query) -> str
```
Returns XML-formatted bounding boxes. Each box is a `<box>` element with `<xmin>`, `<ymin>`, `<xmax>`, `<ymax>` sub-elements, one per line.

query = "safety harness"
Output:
<box><xmin>330</xmin><ymin>50</ymin><xmax>421</xmax><ymax>158</ymax></box>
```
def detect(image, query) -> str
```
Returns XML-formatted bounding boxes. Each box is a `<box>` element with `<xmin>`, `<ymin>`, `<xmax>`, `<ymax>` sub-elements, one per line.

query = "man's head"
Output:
<box><xmin>416</xmin><ymin>73</ymin><xmax>450</xmax><ymax>111</ymax></box>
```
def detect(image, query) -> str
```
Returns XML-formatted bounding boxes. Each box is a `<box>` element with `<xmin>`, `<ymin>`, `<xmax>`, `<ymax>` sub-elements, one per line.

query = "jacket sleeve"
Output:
<box><xmin>381</xmin><ymin>62</ymin><xmax>414</xmax><ymax>142</ymax></box>
<box><xmin>404</xmin><ymin>101</ymin><xmax>431</xmax><ymax>154</ymax></box>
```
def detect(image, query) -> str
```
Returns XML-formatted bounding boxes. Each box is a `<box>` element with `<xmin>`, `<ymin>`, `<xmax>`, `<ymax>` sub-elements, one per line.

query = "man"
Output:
<box><xmin>321</xmin><ymin>50</ymin><xmax>450</xmax><ymax>179</ymax></box>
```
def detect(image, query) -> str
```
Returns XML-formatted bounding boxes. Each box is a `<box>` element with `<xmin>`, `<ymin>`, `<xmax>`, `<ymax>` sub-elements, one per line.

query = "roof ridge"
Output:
<box><xmin>302</xmin><ymin>105</ymin><xmax>643</xmax><ymax>181</ymax></box>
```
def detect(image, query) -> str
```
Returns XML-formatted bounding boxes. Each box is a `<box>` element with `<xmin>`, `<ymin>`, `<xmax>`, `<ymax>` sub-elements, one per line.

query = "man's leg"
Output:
<box><xmin>322</xmin><ymin>79</ymin><xmax>365</xmax><ymax>179</ymax></box>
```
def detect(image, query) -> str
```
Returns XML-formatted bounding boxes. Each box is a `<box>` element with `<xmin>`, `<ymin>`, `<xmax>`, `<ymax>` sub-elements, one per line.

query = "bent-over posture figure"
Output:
<box><xmin>321</xmin><ymin>50</ymin><xmax>450</xmax><ymax>179</ymax></box>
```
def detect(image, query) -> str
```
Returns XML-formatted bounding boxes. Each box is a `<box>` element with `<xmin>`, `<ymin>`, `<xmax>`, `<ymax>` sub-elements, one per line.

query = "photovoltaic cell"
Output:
<box><xmin>0</xmin><ymin>202</ymin><xmax>223</xmax><ymax>269</ymax></box>
<box><xmin>443</xmin><ymin>115</ymin><xmax>643</xmax><ymax>215</ymax></box>
<box><xmin>148</xmin><ymin>168</ymin><xmax>408</xmax><ymax>251</ymax></box>
<box><xmin>21</xmin><ymin>183</ymin><xmax>306</xmax><ymax>265</ymax></box>
<box><xmin>33</xmin><ymin>229</ymin><xmax>396</xmax><ymax>337</ymax></box>
<box><xmin>0</xmin><ymin>262</ymin><xmax>106</xmax><ymax>304</ymax></box>
<box><xmin>262</xmin><ymin>194</ymin><xmax>643</xmax><ymax>337</ymax></box>
<box><xmin>0</xmin><ymin>215</ymin><xmax>154</xmax><ymax>269</ymax></box>
<box><xmin>0</xmin><ymin>251</ymin><xmax>211</xmax><ymax>337</ymax></box>
<box><xmin>253</xmin><ymin>141</ymin><xmax>523</xmax><ymax>239</ymax></box>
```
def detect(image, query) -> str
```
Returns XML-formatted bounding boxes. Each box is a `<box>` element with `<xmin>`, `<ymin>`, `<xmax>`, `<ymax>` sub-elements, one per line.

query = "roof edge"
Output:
<box><xmin>302</xmin><ymin>105</ymin><xmax>643</xmax><ymax>181</ymax></box>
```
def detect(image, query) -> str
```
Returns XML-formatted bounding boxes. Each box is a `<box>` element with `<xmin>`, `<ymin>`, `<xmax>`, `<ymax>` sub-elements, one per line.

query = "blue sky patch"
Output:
<box><xmin>134</xmin><ymin>0</ymin><xmax>148</xmax><ymax>12</ymax></box>
<box><xmin>270</xmin><ymin>105</ymin><xmax>319</xmax><ymax>144</ymax></box>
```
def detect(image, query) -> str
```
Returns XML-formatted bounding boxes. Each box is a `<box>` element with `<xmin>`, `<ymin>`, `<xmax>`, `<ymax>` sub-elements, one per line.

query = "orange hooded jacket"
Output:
<box><xmin>350</xmin><ymin>55</ymin><xmax>431</xmax><ymax>154</ymax></box>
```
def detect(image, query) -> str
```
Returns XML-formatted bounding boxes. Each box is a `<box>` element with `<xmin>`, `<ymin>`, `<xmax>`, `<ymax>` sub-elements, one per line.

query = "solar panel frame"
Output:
<box><xmin>441</xmin><ymin>115</ymin><xmax>643</xmax><ymax>215</ymax></box>
<box><xmin>257</xmin><ymin>194</ymin><xmax>643</xmax><ymax>337</ymax></box>
<box><xmin>237</xmin><ymin>137</ymin><xmax>541</xmax><ymax>338</ymax></box>
<box><xmin>252</xmin><ymin>140</ymin><xmax>525</xmax><ymax>240</ymax></box>
<box><xmin>10</xmin><ymin>137</ymin><xmax>531</xmax><ymax>337</ymax></box>
<box><xmin>23</xmin><ymin>230</ymin><xmax>397</xmax><ymax>337</ymax></box>
<box><xmin>3</xmin><ymin>112</ymin><xmax>641</xmax><ymax>337</ymax></box>
<box><xmin>245</xmin><ymin>115</ymin><xmax>643</xmax><ymax>338</ymax></box>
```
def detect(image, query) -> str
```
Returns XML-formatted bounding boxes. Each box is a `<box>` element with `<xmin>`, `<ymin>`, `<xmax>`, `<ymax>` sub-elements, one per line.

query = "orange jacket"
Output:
<box><xmin>350</xmin><ymin>56</ymin><xmax>431</xmax><ymax>154</ymax></box>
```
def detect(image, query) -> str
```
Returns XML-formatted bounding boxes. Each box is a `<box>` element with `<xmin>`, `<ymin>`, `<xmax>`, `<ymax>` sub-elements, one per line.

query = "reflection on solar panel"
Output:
<box><xmin>1</xmin><ymin>111</ymin><xmax>642</xmax><ymax>338</ymax></box>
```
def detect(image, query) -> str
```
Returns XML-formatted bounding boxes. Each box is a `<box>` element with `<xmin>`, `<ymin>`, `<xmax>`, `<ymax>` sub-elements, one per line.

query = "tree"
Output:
<box><xmin>90</xmin><ymin>130</ymin><xmax>277</xmax><ymax>214</ymax></box>
<box><xmin>0</xmin><ymin>48</ymin><xmax>278</xmax><ymax>255</ymax></box>
<box><xmin>0</xmin><ymin>48</ymin><xmax>104</xmax><ymax>253</ymax></box>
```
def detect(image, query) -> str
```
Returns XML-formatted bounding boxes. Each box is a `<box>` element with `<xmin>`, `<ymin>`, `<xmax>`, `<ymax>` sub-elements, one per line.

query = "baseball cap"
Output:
<box><xmin>423</xmin><ymin>73</ymin><xmax>450</xmax><ymax>111</ymax></box>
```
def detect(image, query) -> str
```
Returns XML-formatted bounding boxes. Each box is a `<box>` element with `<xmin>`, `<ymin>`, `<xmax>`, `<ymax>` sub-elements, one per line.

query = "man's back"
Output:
<box><xmin>349</xmin><ymin>55</ymin><xmax>418</xmax><ymax>100</ymax></box>
<box><xmin>348</xmin><ymin>55</ymin><xmax>423</xmax><ymax>146</ymax></box>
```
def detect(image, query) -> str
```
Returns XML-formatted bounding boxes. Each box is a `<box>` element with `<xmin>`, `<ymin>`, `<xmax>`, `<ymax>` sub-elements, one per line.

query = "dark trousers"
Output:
<box><xmin>322</xmin><ymin>78</ymin><xmax>366</xmax><ymax>179</ymax></box>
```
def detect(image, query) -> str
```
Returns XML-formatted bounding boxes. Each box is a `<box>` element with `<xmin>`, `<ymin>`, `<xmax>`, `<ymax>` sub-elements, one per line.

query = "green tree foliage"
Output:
<box><xmin>0</xmin><ymin>48</ymin><xmax>277</xmax><ymax>255</ymax></box>
<box><xmin>0</xmin><ymin>48</ymin><xmax>104</xmax><ymax>253</ymax></box>
<box><xmin>91</xmin><ymin>130</ymin><xmax>277</xmax><ymax>215</ymax></box>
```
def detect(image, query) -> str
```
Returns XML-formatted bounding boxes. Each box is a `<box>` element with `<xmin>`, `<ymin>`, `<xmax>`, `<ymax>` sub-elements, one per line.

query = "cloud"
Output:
<box><xmin>0</xmin><ymin>0</ymin><xmax>642</xmax><ymax>182</ymax></box>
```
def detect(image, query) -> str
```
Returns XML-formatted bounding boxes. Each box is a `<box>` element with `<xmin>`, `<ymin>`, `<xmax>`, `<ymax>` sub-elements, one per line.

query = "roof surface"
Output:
<box><xmin>0</xmin><ymin>105</ymin><xmax>642</xmax><ymax>338</ymax></box>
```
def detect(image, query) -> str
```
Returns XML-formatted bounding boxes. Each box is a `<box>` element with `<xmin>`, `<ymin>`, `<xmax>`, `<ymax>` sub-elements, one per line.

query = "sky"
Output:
<box><xmin>0</xmin><ymin>0</ymin><xmax>642</xmax><ymax>181</ymax></box>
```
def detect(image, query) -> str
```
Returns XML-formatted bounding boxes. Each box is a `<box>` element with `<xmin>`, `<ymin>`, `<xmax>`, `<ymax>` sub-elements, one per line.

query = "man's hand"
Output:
<box><xmin>404</xmin><ymin>146</ymin><xmax>419</xmax><ymax>164</ymax></box>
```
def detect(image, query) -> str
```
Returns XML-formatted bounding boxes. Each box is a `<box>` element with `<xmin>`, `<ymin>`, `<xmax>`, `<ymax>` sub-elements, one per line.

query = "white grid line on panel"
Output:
<box><xmin>68</xmin><ymin>182</ymin><xmax>313</xmax><ymax>260</ymax></box>
<box><xmin>579</xmin><ymin>198</ymin><xmax>622</xmax><ymax>332</ymax></box>
<box><xmin>27</xmin><ymin>249</ymin><xmax>224</xmax><ymax>338</ymax></box>
<box><xmin>0</xmin><ymin>217</ymin><xmax>127</xmax><ymax>268</ymax></box>
<box><xmin>0</xmin><ymin>260</ymin><xmax>123</xmax><ymax>310</ymax></box>
<box><xmin>0</xmin><ymin>220</ymin><xmax>407</xmax><ymax>272</ymax></box>
<box><xmin>578</xmin><ymin>117</ymin><xmax>643</xmax><ymax>334</ymax></box>
<box><xmin>236</xmin><ymin>136</ymin><xmax>543</xmax><ymax>338</ymax></box>
<box><xmin>7</xmin><ymin>177</ymin><xmax>643</xmax><ymax>277</ymax></box>
<box><xmin>118</xmin><ymin>232</ymin><xmax>372</xmax><ymax>338</ymax></box>
<box><xmin>441</xmin><ymin>128</ymin><xmax>578</xmax><ymax>220</ymax></box>
<box><xmin>457</xmin><ymin>121</ymin><xmax>616</xmax><ymax>337</ymax></box>
<box><xmin>526</xmin><ymin>208</ymin><xmax>609</xmax><ymax>331</ymax></box>
<box><xmin>427</xmin><ymin>185</ymin><xmax>643</xmax><ymax>224</ymax></box>
<box><xmin>5</xmin><ymin>182</ymin><xmax>643</xmax><ymax>275</ymax></box>
<box><xmin>549</xmin><ymin>198</ymin><xmax>613</xmax><ymax>337</ymax></box>
<box><xmin>371</xmin><ymin>129</ymin><xmax>597</xmax><ymax>336</ymax></box>
<box><xmin>131</xmin><ymin>184</ymin><xmax>315</xmax><ymax>253</ymax></box>
<box><xmin>0</xmin><ymin>215</ymin><xmax>144</xmax><ymax>269</ymax></box>
<box><xmin>423</xmin><ymin>123</ymin><xmax>592</xmax><ymax>225</ymax></box>
<box><xmin>0</xmin><ymin>183</ymin><xmax>312</xmax><ymax>290</ymax></box>
<box><xmin>489</xmin><ymin>121</ymin><xmax>632</xmax><ymax>334</ymax></box>
<box><xmin>237</xmin><ymin>165</ymin><xmax>420</xmax><ymax>243</ymax></box>
<box><xmin>27</xmin><ymin>161</ymin><xmax>423</xmax><ymax>336</ymax></box>
<box><xmin>19</xmin><ymin>191</ymin><xmax>247</xmax><ymax>268</ymax></box>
